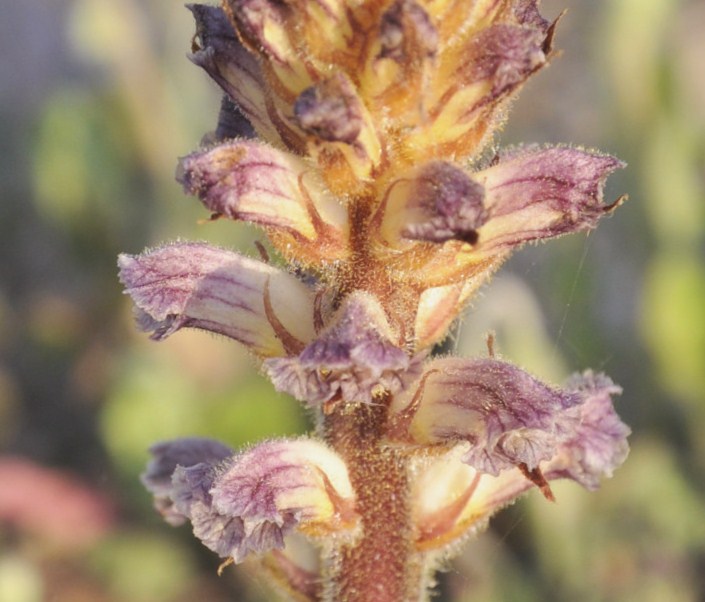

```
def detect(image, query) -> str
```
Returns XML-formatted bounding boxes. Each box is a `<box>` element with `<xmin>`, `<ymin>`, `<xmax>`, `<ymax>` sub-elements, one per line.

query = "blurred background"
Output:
<box><xmin>1</xmin><ymin>0</ymin><xmax>704</xmax><ymax>600</ymax></box>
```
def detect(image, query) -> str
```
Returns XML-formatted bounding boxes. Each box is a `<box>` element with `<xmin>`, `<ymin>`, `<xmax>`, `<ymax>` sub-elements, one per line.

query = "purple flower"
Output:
<box><xmin>387</xmin><ymin>358</ymin><xmax>584</xmax><ymax>475</ymax></box>
<box><xmin>118</xmin><ymin>242</ymin><xmax>316</xmax><ymax>356</ymax></box>
<box><xmin>143</xmin><ymin>438</ymin><xmax>357</xmax><ymax>563</ymax></box>
<box><xmin>265</xmin><ymin>292</ymin><xmax>420</xmax><ymax>409</ymax></box>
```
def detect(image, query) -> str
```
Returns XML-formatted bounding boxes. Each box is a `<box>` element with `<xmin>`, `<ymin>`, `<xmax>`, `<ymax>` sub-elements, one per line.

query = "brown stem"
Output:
<box><xmin>323</xmin><ymin>402</ymin><xmax>426</xmax><ymax>602</ymax></box>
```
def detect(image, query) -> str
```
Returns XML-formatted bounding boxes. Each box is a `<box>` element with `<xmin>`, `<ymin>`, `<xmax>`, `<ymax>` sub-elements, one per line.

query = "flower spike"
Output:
<box><xmin>124</xmin><ymin>0</ymin><xmax>630</xmax><ymax>597</ymax></box>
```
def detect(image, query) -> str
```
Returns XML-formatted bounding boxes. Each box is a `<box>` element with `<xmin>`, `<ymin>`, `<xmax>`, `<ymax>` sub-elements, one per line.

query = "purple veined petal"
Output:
<box><xmin>118</xmin><ymin>242</ymin><xmax>316</xmax><ymax>357</ymax></box>
<box><xmin>208</xmin><ymin>438</ymin><xmax>357</xmax><ymax>562</ymax></box>
<box><xmin>165</xmin><ymin>463</ymin><xmax>261</xmax><ymax>562</ymax></box>
<box><xmin>169</xmin><ymin>462</ymin><xmax>252</xmax><ymax>560</ymax></box>
<box><xmin>177</xmin><ymin>140</ymin><xmax>348</xmax><ymax>247</ymax></box>
<box><xmin>142</xmin><ymin>438</ymin><xmax>357</xmax><ymax>564</ymax></box>
<box><xmin>141</xmin><ymin>438</ymin><xmax>233</xmax><ymax>526</ymax></box>
<box><xmin>188</xmin><ymin>5</ymin><xmax>287</xmax><ymax>147</ymax></box>
<box><xmin>388</xmin><ymin>357</ymin><xmax>582</xmax><ymax>475</ymax></box>
<box><xmin>544</xmin><ymin>371</ymin><xmax>630</xmax><ymax>490</ymax></box>
<box><xmin>264</xmin><ymin>292</ymin><xmax>418</xmax><ymax>409</ymax></box>
<box><xmin>410</xmin><ymin>372</ymin><xmax>629</xmax><ymax>549</ymax></box>
<box><xmin>473</xmin><ymin>145</ymin><xmax>626</xmax><ymax>252</ymax></box>
<box><xmin>213</xmin><ymin>439</ymin><xmax>355</xmax><ymax>524</ymax></box>
<box><xmin>188</xmin><ymin>500</ymin><xmax>248</xmax><ymax>560</ymax></box>
<box><xmin>408</xmin><ymin>21</ymin><xmax>547</xmax><ymax>161</ymax></box>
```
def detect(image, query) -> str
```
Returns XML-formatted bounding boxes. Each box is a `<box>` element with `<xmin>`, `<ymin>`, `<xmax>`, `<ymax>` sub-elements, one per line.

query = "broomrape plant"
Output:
<box><xmin>119</xmin><ymin>1</ymin><xmax>630</xmax><ymax>600</ymax></box>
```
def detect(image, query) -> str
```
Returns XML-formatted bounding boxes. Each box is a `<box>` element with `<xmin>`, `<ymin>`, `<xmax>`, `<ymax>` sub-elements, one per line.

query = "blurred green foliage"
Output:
<box><xmin>1</xmin><ymin>0</ymin><xmax>703</xmax><ymax>600</ymax></box>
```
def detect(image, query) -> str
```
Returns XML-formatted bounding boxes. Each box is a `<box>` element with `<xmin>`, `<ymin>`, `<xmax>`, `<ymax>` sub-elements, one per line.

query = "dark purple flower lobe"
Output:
<box><xmin>400</xmin><ymin>161</ymin><xmax>488</xmax><ymax>244</ymax></box>
<box><xmin>294</xmin><ymin>73</ymin><xmax>364</xmax><ymax>144</ymax></box>
<box><xmin>141</xmin><ymin>438</ymin><xmax>233</xmax><ymax>526</ymax></box>
<box><xmin>189</xmin><ymin>4</ymin><xmax>286</xmax><ymax>144</ymax></box>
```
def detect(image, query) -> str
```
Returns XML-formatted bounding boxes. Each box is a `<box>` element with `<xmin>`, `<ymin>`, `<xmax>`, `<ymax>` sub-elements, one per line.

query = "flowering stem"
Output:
<box><xmin>324</xmin><ymin>402</ymin><xmax>424</xmax><ymax>602</ymax></box>
<box><xmin>127</xmin><ymin>4</ymin><xmax>631</xmax><ymax>600</ymax></box>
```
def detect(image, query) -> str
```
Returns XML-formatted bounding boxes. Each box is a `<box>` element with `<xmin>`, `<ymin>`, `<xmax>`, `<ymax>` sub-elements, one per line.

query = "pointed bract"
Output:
<box><xmin>412</xmin><ymin>272</ymin><xmax>500</xmax><ymax>351</ymax></box>
<box><xmin>411</xmin><ymin>448</ymin><xmax>548</xmax><ymax>551</ymax></box>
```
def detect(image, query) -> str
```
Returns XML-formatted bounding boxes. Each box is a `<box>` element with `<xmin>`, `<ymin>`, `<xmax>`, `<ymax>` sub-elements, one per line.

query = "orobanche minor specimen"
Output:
<box><xmin>119</xmin><ymin>1</ymin><xmax>630</xmax><ymax>601</ymax></box>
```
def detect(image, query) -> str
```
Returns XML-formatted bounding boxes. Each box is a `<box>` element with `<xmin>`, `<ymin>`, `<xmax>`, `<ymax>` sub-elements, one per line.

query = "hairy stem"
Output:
<box><xmin>324</xmin><ymin>403</ymin><xmax>426</xmax><ymax>602</ymax></box>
